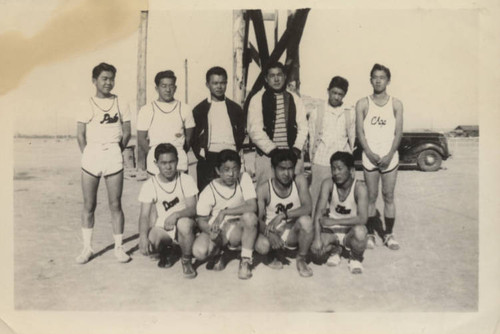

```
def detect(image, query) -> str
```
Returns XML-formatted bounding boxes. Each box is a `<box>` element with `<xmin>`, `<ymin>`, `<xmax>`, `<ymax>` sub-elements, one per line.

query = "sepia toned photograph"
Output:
<box><xmin>1</xmin><ymin>0</ymin><xmax>498</xmax><ymax>333</ymax></box>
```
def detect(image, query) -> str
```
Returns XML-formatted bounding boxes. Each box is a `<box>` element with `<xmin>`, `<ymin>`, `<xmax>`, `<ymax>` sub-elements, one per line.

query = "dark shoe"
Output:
<box><xmin>238</xmin><ymin>257</ymin><xmax>253</xmax><ymax>280</ymax></box>
<box><xmin>158</xmin><ymin>247</ymin><xmax>173</xmax><ymax>268</ymax></box>
<box><xmin>181</xmin><ymin>257</ymin><xmax>197</xmax><ymax>279</ymax></box>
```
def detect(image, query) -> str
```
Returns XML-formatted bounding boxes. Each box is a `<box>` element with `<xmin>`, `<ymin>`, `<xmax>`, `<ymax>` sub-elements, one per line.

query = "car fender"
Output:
<box><xmin>407</xmin><ymin>143</ymin><xmax>446</xmax><ymax>158</ymax></box>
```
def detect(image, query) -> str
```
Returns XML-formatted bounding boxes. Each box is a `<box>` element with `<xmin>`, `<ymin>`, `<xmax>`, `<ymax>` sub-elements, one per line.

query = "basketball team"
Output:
<box><xmin>76</xmin><ymin>61</ymin><xmax>403</xmax><ymax>280</ymax></box>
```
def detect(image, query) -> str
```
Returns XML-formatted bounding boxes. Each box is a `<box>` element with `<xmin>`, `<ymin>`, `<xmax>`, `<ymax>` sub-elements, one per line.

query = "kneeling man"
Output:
<box><xmin>138</xmin><ymin>144</ymin><xmax>198</xmax><ymax>278</ymax></box>
<box><xmin>254</xmin><ymin>149</ymin><xmax>314</xmax><ymax>278</ymax></box>
<box><xmin>311</xmin><ymin>151</ymin><xmax>369</xmax><ymax>274</ymax></box>
<box><xmin>192</xmin><ymin>150</ymin><xmax>258</xmax><ymax>280</ymax></box>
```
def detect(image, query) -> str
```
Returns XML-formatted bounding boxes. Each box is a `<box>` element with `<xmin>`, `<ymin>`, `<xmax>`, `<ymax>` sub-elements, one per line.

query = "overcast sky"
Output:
<box><xmin>1</xmin><ymin>1</ymin><xmax>479</xmax><ymax>135</ymax></box>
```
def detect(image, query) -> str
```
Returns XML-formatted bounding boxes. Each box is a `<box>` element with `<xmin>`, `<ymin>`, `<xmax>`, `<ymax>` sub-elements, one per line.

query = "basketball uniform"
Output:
<box><xmin>325</xmin><ymin>179</ymin><xmax>358</xmax><ymax>244</ymax></box>
<box><xmin>197</xmin><ymin>172</ymin><xmax>256</xmax><ymax>240</ymax></box>
<box><xmin>138</xmin><ymin>172</ymin><xmax>198</xmax><ymax>240</ymax></box>
<box><xmin>362</xmin><ymin>96</ymin><xmax>399</xmax><ymax>172</ymax></box>
<box><xmin>265</xmin><ymin>179</ymin><xmax>302</xmax><ymax>244</ymax></box>
<box><xmin>78</xmin><ymin>96</ymin><xmax>130</xmax><ymax>177</ymax></box>
<box><xmin>137</xmin><ymin>100</ymin><xmax>194</xmax><ymax>173</ymax></box>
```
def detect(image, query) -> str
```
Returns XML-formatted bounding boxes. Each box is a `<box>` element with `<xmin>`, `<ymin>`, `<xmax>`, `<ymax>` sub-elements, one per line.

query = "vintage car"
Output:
<box><xmin>352</xmin><ymin>131</ymin><xmax>451</xmax><ymax>172</ymax></box>
<box><xmin>242</xmin><ymin>130</ymin><xmax>451</xmax><ymax>173</ymax></box>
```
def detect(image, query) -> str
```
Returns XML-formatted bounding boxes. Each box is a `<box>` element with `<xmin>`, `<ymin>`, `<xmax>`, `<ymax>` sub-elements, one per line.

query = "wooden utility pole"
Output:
<box><xmin>184</xmin><ymin>59</ymin><xmax>188</xmax><ymax>104</ymax></box>
<box><xmin>136</xmin><ymin>10</ymin><xmax>148</xmax><ymax>170</ymax></box>
<box><xmin>232</xmin><ymin>10</ymin><xmax>246</xmax><ymax>107</ymax></box>
<box><xmin>286</xmin><ymin>10</ymin><xmax>301</xmax><ymax>95</ymax></box>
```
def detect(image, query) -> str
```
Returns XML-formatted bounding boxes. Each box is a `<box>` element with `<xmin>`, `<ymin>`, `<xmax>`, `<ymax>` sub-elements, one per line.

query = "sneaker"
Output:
<box><xmin>266</xmin><ymin>255</ymin><xmax>284</xmax><ymax>270</ymax></box>
<box><xmin>76</xmin><ymin>247</ymin><xmax>94</xmax><ymax>264</ymax></box>
<box><xmin>296</xmin><ymin>256</ymin><xmax>313</xmax><ymax>278</ymax></box>
<box><xmin>348</xmin><ymin>260</ymin><xmax>363</xmax><ymax>274</ymax></box>
<box><xmin>384</xmin><ymin>234</ymin><xmax>400</xmax><ymax>250</ymax></box>
<box><xmin>114</xmin><ymin>246</ymin><xmax>131</xmax><ymax>263</ymax></box>
<box><xmin>326</xmin><ymin>253</ymin><xmax>341</xmax><ymax>267</ymax></box>
<box><xmin>366</xmin><ymin>234</ymin><xmax>376</xmax><ymax>249</ymax></box>
<box><xmin>238</xmin><ymin>257</ymin><xmax>253</xmax><ymax>280</ymax></box>
<box><xmin>181</xmin><ymin>258</ymin><xmax>197</xmax><ymax>279</ymax></box>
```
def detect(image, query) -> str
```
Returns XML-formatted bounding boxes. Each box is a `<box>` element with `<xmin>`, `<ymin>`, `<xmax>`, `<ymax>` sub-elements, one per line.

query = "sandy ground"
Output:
<box><xmin>13</xmin><ymin>137</ymin><xmax>478</xmax><ymax>311</ymax></box>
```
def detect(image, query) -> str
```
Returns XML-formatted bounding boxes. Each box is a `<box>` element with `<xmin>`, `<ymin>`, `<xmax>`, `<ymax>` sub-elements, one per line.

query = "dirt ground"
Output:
<box><xmin>13</xmin><ymin>137</ymin><xmax>478</xmax><ymax>312</ymax></box>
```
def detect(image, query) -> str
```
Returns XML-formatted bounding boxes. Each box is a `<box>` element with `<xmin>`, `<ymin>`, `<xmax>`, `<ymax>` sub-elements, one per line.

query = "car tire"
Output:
<box><xmin>417</xmin><ymin>149</ymin><xmax>442</xmax><ymax>172</ymax></box>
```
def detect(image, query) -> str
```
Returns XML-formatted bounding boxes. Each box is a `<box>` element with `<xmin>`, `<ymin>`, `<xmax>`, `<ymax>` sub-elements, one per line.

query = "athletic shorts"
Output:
<box><xmin>362</xmin><ymin>151</ymin><xmax>399</xmax><ymax>173</ymax></box>
<box><xmin>321</xmin><ymin>225</ymin><xmax>350</xmax><ymax>245</ymax></box>
<box><xmin>81</xmin><ymin>143</ymin><xmax>123</xmax><ymax>178</ymax></box>
<box><xmin>148</xmin><ymin>226</ymin><xmax>178</xmax><ymax>246</ymax></box>
<box><xmin>147</xmin><ymin>144</ymin><xmax>188</xmax><ymax>175</ymax></box>
<box><xmin>267</xmin><ymin>218</ymin><xmax>297</xmax><ymax>250</ymax></box>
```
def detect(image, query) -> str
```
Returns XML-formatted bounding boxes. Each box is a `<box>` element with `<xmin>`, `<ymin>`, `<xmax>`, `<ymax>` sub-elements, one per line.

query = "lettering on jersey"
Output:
<box><xmin>275</xmin><ymin>203</ymin><xmax>294</xmax><ymax>215</ymax></box>
<box><xmin>370</xmin><ymin>116</ymin><xmax>386</xmax><ymax>127</ymax></box>
<box><xmin>162</xmin><ymin>197</ymin><xmax>180</xmax><ymax>212</ymax></box>
<box><xmin>100</xmin><ymin>113</ymin><xmax>119</xmax><ymax>124</ymax></box>
<box><xmin>335</xmin><ymin>205</ymin><xmax>351</xmax><ymax>215</ymax></box>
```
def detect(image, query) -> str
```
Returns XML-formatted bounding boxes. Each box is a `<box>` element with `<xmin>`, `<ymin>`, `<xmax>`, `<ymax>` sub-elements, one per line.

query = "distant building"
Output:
<box><xmin>450</xmin><ymin>125</ymin><xmax>479</xmax><ymax>137</ymax></box>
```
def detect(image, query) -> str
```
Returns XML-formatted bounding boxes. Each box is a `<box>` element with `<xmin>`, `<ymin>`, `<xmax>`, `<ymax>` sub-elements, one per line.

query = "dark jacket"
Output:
<box><xmin>192</xmin><ymin>98</ymin><xmax>246</xmax><ymax>160</ymax></box>
<box><xmin>258</xmin><ymin>89</ymin><xmax>298</xmax><ymax>155</ymax></box>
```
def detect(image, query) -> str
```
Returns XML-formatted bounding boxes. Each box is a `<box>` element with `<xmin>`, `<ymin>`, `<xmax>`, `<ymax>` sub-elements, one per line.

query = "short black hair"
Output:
<box><xmin>265</xmin><ymin>62</ymin><xmax>285</xmax><ymax>76</ymax></box>
<box><xmin>216</xmin><ymin>149</ymin><xmax>241</xmax><ymax>168</ymax></box>
<box><xmin>330</xmin><ymin>151</ymin><xmax>354</xmax><ymax>169</ymax></box>
<box><xmin>206</xmin><ymin>66</ymin><xmax>228</xmax><ymax>82</ymax></box>
<box><xmin>154</xmin><ymin>143</ymin><xmax>178</xmax><ymax>161</ymax></box>
<box><xmin>92</xmin><ymin>63</ymin><xmax>116</xmax><ymax>79</ymax></box>
<box><xmin>155</xmin><ymin>70</ymin><xmax>177</xmax><ymax>86</ymax></box>
<box><xmin>328</xmin><ymin>76</ymin><xmax>349</xmax><ymax>93</ymax></box>
<box><xmin>370</xmin><ymin>63</ymin><xmax>391</xmax><ymax>80</ymax></box>
<box><xmin>270</xmin><ymin>149</ymin><xmax>297</xmax><ymax>168</ymax></box>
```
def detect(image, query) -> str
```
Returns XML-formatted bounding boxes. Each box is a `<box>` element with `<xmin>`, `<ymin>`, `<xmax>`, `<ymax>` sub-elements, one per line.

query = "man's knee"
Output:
<box><xmin>241</xmin><ymin>212</ymin><xmax>258</xmax><ymax>229</ymax></box>
<box><xmin>108</xmin><ymin>199</ymin><xmax>122</xmax><ymax>213</ymax></box>
<box><xmin>352</xmin><ymin>225</ymin><xmax>368</xmax><ymax>241</ymax></box>
<box><xmin>177</xmin><ymin>217</ymin><xmax>195</xmax><ymax>236</ymax></box>
<box><xmin>83</xmin><ymin>201</ymin><xmax>97</xmax><ymax>214</ymax></box>
<box><xmin>297</xmin><ymin>215</ymin><xmax>313</xmax><ymax>233</ymax></box>
<box><xmin>192</xmin><ymin>240</ymin><xmax>209</xmax><ymax>261</ymax></box>
<box><xmin>255</xmin><ymin>235</ymin><xmax>270</xmax><ymax>255</ymax></box>
<box><xmin>381</xmin><ymin>189</ymin><xmax>395</xmax><ymax>204</ymax></box>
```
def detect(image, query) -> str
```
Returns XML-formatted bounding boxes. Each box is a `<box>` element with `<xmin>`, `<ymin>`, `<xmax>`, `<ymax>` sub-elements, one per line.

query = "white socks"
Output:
<box><xmin>82</xmin><ymin>228</ymin><xmax>93</xmax><ymax>249</ymax></box>
<box><xmin>241</xmin><ymin>248</ymin><xmax>253</xmax><ymax>259</ymax></box>
<box><xmin>113</xmin><ymin>234</ymin><xmax>123</xmax><ymax>249</ymax></box>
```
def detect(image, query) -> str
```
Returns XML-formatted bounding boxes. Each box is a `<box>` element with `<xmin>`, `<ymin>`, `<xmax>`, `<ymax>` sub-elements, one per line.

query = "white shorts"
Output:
<box><xmin>147</xmin><ymin>145</ymin><xmax>188</xmax><ymax>175</ymax></box>
<box><xmin>362</xmin><ymin>151</ymin><xmax>399</xmax><ymax>173</ymax></box>
<box><xmin>81</xmin><ymin>143</ymin><xmax>123</xmax><ymax>177</ymax></box>
<box><xmin>149</xmin><ymin>226</ymin><xmax>178</xmax><ymax>245</ymax></box>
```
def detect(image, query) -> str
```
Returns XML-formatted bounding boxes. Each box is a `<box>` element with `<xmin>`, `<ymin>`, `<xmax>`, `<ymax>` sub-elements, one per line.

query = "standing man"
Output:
<box><xmin>192</xmin><ymin>66</ymin><xmax>246</xmax><ymax>191</ymax></box>
<box><xmin>311</xmin><ymin>152</ymin><xmax>369</xmax><ymax>274</ymax></box>
<box><xmin>254</xmin><ymin>149</ymin><xmax>314</xmax><ymax>278</ymax></box>
<box><xmin>192</xmin><ymin>150</ymin><xmax>258</xmax><ymax>280</ymax></box>
<box><xmin>76</xmin><ymin>62</ymin><xmax>131</xmax><ymax>264</ymax></box>
<box><xmin>247</xmin><ymin>62</ymin><xmax>308</xmax><ymax>186</ymax></box>
<box><xmin>308</xmin><ymin>76</ymin><xmax>356</xmax><ymax>207</ymax></box>
<box><xmin>137</xmin><ymin>70</ymin><xmax>194</xmax><ymax>177</ymax></box>
<box><xmin>355</xmin><ymin>63</ymin><xmax>404</xmax><ymax>250</ymax></box>
<box><xmin>137</xmin><ymin>144</ymin><xmax>198</xmax><ymax>278</ymax></box>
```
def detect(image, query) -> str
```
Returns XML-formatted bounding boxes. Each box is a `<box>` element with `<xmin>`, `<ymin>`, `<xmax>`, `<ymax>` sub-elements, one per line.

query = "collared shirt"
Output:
<box><xmin>309</xmin><ymin>101</ymin><xmax>355</xmax><ymax>166</ymax></box>
<box><xmin>272</xmin><ymin>93</ymin><xmax>289</xmax><ymax>149</ymax></box>
<box><xmin>247</xmin><ymin>88</ymin><xmax>307</xmax><ymax>155</ymax></box>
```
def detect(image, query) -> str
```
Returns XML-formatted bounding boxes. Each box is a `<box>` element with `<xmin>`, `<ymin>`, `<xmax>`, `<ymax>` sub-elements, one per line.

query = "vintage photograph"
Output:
<box><xmin>1</xmin><ymin>0</ymin><xmax>497</xmax><ymax>333</ymax></box>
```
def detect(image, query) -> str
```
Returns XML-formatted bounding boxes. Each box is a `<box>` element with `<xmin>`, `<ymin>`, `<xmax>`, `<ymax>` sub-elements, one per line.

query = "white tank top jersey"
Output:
<box><xmin>85</xmin><ymin>96</ymin><xmax>124</xmax><ymax>145</ymax></box>
<box><xmin>363</xmin><ymin>96</ymin><xmax>396</xmax><ymax>155</ymax></box>
<box><xmin>150</xmin><ymin>173</ymin><xmax>189</xmax><ymax>228</ymax></box>
<box><xmin>328</xmin><ymin>180</ymin><xmax>357</xmax><ymax>232</ymax></box>
<box><xmin>139</xmin><ymin>100</ymin><xmax>188</xmax><ymax>148</ymax></box>
<box><xmin>265</xmin><ymin>179</ymin><xmax>302</xmax><ymax>225</ymax></box>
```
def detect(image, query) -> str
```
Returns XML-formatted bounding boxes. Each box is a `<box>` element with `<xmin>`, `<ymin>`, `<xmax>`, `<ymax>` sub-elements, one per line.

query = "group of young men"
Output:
<box><xmin>75</xmin><ymin>61</ymin><xmax>404</xmax><ymax>280</ymax></box>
